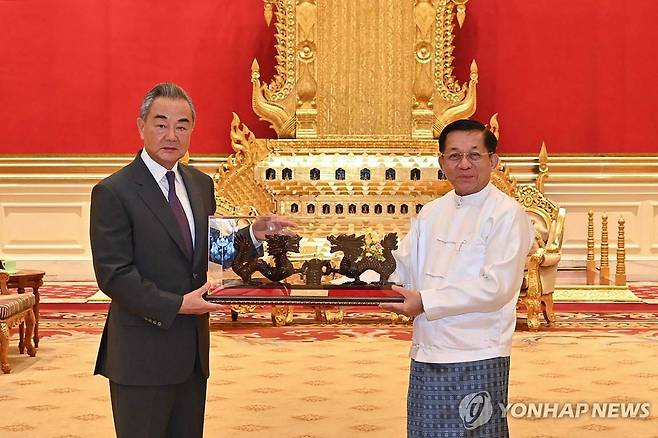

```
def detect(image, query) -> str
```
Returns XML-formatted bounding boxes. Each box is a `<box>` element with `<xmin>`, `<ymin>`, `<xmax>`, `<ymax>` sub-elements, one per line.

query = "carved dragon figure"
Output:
<box><xmin>354</xmin><ymin>232</ymin><xmax>398</xmax><ymax>285</ymax></box>
<box><xmin>327</xmin><ymin>234</ymin><xmax>366</xmax><ymax>284</ymax></box>
<box><xmin>327</xmin><ymin>233</ymin><xmax>398</xmax><ymax>285</ymax></box>
<box><xmin>232</xmin><ymin>233</ymin><xmax>301</xmax><ymax>284</ymax></box>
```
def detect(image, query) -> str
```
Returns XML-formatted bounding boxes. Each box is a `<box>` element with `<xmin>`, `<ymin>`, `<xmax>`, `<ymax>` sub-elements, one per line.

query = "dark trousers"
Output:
<box><xmin>109</xmin><ymin>361</ymin><xmax>207</xmax><ymax>438</ymax></box>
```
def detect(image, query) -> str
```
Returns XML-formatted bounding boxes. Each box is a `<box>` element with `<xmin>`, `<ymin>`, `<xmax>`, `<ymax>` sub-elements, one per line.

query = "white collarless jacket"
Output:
<box><xmin>393</xmin><ymin>183</ymin><xmax>534</xmax><ymax>363</ymax></box>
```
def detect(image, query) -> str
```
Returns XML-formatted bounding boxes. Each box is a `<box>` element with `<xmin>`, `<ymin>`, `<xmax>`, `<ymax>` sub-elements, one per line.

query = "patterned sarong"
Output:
<box><xmin>407</xmin><ymin>356</ymin><xmax>510</xmax><ymax>437</ymax></box>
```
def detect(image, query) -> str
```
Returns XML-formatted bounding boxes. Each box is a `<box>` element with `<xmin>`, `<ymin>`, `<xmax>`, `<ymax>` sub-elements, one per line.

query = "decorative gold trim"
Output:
<box><xmin>263</xmin><ymin>0</ymin><xmax>296</xmax><ymax>103</ymax></box>
<box><xmin>263</xmin><ymin>0</ymin><xmax>273</xmax><ymax>26</ymax></box>
<box><xmin>295</xmin><ymin>0</ymin><xmax>318</xmax><ymax>138</ymax></box>
<box><xmin>4</xmin><ymin>155</ymin><xmax>658</xmax><ymax>194</ymax></box>
<box><xmin>433</xmin><ymin>61</ymin><xmax>478</xmax><ymax>137</ymax></box>
<box><xmin>433</xmin><ymin>1</ymin><xmax>470</xmax><ymax>102</ymax></box>
<box><xmin>251</xmin><ymin>60</ymin><xmax>296</xmax><ymax>138</ymax></box>
<box><xmin>412</xmin><ymin>0</ymin><xmax>436</xmax><ymax>138</ymax></box>
<box><xmin>487</xmin><ymin>113</ymin><xmax>499</xmax><ymax>140</ymax></box>
<box><xmin>432</xmin><ymin>0</ymin><xmax>477</xmax><ymax>136</ymax></box>
<box><xmin>251</xmin><ymin>0</ymin><xmax>297</xmax><ymax>138</ymax></box>
<box><xmin>453</xmin><ymin>0</ymin><xmax>469</xmax><ymax>28</ymax></box>
<box><xmin>490</xmin><ymin>162</ymin><xmax>517</xmax><ymax>197</ymax></box>
<box><xmin>213</xmin><ymin>113</ymin><xmax>275</xmax><ymax>215</ymax></box>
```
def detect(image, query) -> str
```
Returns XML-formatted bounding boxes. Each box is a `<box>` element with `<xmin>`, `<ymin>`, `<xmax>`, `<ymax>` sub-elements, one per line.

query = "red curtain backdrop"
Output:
<box><xmin>1</xmin><ymin>0</ymin><xmax>657</xmax><ymax>155</ymax></box>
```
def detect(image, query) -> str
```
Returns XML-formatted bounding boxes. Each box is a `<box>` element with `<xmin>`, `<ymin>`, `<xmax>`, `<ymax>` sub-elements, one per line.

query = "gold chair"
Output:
<box><xmin>0</xmin><ymin>270</ymin><xmax>37</xmax><ymax>373</ymax></box>
<box><xmin>516</xmin><ymin>184</ymin><xmax>565</xmax><ymax>329</ymax></box>
<box><xmin>491</xmin><ymin>157</ymin><xmax>566</xmax><ymax>330</ymax></box>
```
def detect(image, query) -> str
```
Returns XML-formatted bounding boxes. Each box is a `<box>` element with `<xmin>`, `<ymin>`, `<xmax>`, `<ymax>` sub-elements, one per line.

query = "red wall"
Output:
<box><xmin>1</xmin><ymin>0</ymin><xmax>657</xmax><ymax>155</ymax></box>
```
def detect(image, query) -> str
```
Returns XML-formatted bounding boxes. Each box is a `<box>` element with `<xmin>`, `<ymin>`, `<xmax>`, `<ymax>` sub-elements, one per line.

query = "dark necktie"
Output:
<box><xmin>165</xmin><ymin>171</ymin><xmax>194</xmax><ymax>258</ymax></box>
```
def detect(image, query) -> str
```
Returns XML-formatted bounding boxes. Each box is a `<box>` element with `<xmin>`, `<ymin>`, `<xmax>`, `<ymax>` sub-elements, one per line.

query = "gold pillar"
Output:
<box><xmin>599</xmin><ymin>213</ymin><xmax>609</xmax><ymax>285</ymax></box>
<box><xmin>615</xmin><ymin>217</ymin><xmax>626</xmax><ymax>286</ymax></box>
<box><xmin>586</xmin><ymin>210</ymin><xmax>596</xmax><ymax>285</ymax></box>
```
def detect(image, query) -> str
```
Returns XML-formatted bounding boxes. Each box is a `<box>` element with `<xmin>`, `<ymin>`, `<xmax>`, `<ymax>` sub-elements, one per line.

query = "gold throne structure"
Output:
<box><xmin>215</xmin><ymin>0</ymin><xmax>477</xmax><ymax>246</ymax></box>
<box><xmin>213</xmin><ymin>1</ymin><xmax>562</xmax><ymax>329</ymax></box>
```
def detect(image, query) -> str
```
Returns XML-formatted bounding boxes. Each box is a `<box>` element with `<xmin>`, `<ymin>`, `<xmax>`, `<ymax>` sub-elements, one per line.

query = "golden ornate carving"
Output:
<box><xmin>230</xmin><ymin>305</ymin><xmax>257</xmax><ymax>320</ymax></box>
<box><xmin>213</xmin><ymin>113</ymin><xmax>275</xmax><ymax>215</ymax></box>
<box><xmin>453</xmin><ymin>0</ymin><xmax>469</xmax><ymax>28</ymax></box>
<box><xmin>434</xmin><ymin>60</ymin><xmax>478</xmax><ymax>136</ymax></box>
<box><xmin>253</xmin><ymin>1</ymin><xmax>475</xmax><ymax>139</ymax></box>
<box><xmin>389</xmin><ymin>312</ymin><xmax>412</xmax><ymax>324</ymax></box>
<box><xmin>412</xmin><ymin>0</ymin><xmax>437</xmax><ymax>138</ymax></box>
<box><xmin>524</xmin><ymin>253</ymin><xmax>543</xmax><ymax>331</ymax></box>
<box><xmin>262</xmin><ymin>0</ymin><xmax>296</xmax><ymax>103</ymax></box>
<box><xmin>490</xmin><ymin>162</ymin><xmax>517</xmax><ymax>198</ymax></box>
<box><xmin>536</xmin><ymin>141</ymin><xmax>549</xmax><ymax>193</ymax></box>
<box><xmin>314</xmin><ymin>307</ymin><xmax>344</xmax><ymax>323</ymax></box>
<box><xmin>600</xmin><ymin>214</ymin><xmax>610</xmax><ymax>285</ymax></box>
<box><xmin>263</xmin><ymin>0</ymin><xmax>273</xmax><ymax>26</ymax></box>
<box><xmin>251</xmin><ymin>0</ymin><xmax>297</xmax><ymax>137</ymax></box>
<box><xmin>316</xmin><ymin>1</ymin><xmax>415</xmax><ymax>137</ymax></box>
<box><xmin>295</xmin><ymin>0</ymin><xmax>318</xmax><ymax>138</ymax></box>
<box><xmin>271</xmin><ymin>305</ymin><xmax>293</xmax><ymax>326</ymax></box>
<box><xmin>615</xmin><ymin>217</ymin><xmax>626</xmax><ymax>286</ymax></box>
<box><xmin>251</xmin><ymin>60</ymin><xmax>296</xmax><ymax>138</ymax></box>
<box><xmin>586</xmin><ymin>210</ymin><xmax>596</xmax><ymax>285</ymax></box>
<box><xmin>487</xmin><ymin>113</ymin><xmax>499</xmax><ymax>140</ymax></box>
<box><xmin>432</xmin><ymin>0</ymin><xmax>477</xmax><ymax>136</ymax></box>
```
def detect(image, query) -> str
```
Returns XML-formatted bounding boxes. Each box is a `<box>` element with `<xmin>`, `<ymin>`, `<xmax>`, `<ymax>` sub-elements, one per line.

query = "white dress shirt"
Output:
<box><xmin>141</xmin><ymin>149</ymin><xmax>196</xmax><ymax>249</ymax></box>
<box><xmin>393</xmin><ymin>183</ymin><xmax>534</xmax><ymax>363</ymax></box>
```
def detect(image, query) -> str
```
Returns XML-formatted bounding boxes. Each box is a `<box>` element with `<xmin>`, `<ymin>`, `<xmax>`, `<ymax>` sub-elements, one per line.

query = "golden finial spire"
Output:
<box><xmin>454</xmin><ymin>0</ymin><xmax>468</xmax><ymax>28</ymax></box>
<box><xmin>615</xmin><ymin>216</ymin><xmax>626</xmax><ymax>286</ymax></box>
<box><xmin>586</xmin><ymin>210</ymin><xmax>595</xmax><ymax>285</ymax></box>
<box><xmin>263</xmin><ymin>1</ymin><xmax>273</xmax><ymax>27</ymax></box>
<box><xmin>535</xmin><ymin>141</ymin><xmax>549</xmax><ymax>194</ymax></box>
<box><xmin>600</xmin><ymin>214</ymin><xmax>609</xmax><ymax>284</ymax></box>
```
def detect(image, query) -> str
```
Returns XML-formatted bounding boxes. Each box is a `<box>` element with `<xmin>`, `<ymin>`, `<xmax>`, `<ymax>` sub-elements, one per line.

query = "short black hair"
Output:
<box><xmin>438</xmin><ymin>119</ymin><xmax>497</xmax><ymax>154</ymax></box>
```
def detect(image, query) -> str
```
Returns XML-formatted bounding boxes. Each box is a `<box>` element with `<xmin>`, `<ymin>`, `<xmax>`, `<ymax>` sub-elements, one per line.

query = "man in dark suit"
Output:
<box><xmin>90</xmin><ymin>83</ymin><xmax>290</xmax><ymax>437</ymax></box>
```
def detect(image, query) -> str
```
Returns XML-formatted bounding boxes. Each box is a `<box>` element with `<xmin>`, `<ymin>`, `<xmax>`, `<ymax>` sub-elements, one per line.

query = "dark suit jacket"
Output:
<box><xmin>90</xmin><ymin>153</ymin><xmax>215</xmax><ymax>386</ymax></box>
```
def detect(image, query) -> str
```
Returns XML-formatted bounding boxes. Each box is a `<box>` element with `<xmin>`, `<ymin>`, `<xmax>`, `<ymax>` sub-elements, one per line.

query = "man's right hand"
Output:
<box><xmin>178</xmin><ymin>282</ymin><xmax>223</xmax><ymax>314</ymax></box>
<box><xmin>251</xmin><ymin>214</ymin><xmax>298</xmax><ymax>242</ymax></box>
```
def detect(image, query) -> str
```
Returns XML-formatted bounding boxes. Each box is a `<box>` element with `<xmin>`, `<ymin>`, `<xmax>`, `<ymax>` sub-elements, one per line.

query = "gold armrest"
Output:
<box><xmin>540</xmin><ymin>251</ymin><xmax>561</xmax><ymax>267</ymax></box>
<box><xmin>525</xmin><ymin>253</ymin><xmax>543</xmax><ymax>301</ymax></box>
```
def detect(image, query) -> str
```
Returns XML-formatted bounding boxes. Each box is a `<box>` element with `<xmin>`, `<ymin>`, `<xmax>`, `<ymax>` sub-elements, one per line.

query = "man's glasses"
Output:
<box><xmin>439</xmin><ymin>151</ymin><xmax>494</xmax><ymax>163</ymax></box>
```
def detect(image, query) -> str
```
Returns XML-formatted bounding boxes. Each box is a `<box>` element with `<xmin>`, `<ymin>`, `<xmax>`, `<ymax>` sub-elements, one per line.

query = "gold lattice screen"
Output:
<box><xmin>316</xmin><ymin>1</ymin><xmax>415</xmax><ymax>137</ymax></box>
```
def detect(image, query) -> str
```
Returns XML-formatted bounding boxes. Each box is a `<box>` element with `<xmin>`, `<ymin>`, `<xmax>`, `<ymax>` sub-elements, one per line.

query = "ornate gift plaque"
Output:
<box><xmin>206</xmin><ymin>216</ymin><xmax>403</xmax><ymax>305</ymax></box>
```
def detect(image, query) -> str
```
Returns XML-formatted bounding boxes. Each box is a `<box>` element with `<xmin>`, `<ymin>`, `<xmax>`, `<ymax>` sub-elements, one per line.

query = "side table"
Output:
<box><xmin>7</xmin><ymin>270</ymin><xmax>45</xmax><ymax>350</ymax></box>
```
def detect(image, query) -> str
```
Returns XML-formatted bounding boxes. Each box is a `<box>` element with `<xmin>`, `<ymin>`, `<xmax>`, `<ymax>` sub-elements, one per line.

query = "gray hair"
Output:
<box><xmin>138</xmin><ymin>82</ymin><xmax>196</xmax><ymax>122</ymax></box>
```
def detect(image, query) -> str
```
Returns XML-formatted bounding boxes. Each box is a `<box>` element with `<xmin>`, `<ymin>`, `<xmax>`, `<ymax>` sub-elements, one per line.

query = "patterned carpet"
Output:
<box><xmin>1</xmin><ymin>283</ymin><xmax>657</xmax><ymax>437</ymax></box>
<box><xmin>2</xmin><ymin>331</ymin><xmax>658</xmax><ymax>437</ymax></box>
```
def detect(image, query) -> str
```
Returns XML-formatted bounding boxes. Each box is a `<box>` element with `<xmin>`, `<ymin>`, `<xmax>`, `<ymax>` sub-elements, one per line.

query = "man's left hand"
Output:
<box><xmin>380</xmin><ymin>285</ymin><xmax>424</xmax><ymax>317</ymax></box>
<box><xmin>252</xmin><ymin>214</ymin><xmax>297</xmax><ymax>241</ymax></box>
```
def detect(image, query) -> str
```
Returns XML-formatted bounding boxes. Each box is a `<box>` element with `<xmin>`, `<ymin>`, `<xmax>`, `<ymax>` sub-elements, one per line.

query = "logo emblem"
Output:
<box><xmin>458</xmin><ymin>391</ymin><xmax>493</xmax><ymax>430</ymax></box>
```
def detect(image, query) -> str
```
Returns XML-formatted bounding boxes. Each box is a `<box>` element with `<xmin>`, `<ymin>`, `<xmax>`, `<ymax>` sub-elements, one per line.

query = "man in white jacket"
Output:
<box><xmin>382</xmin><ymin>119</ymin><xmax>534</xmax><ymax>437</ymax></box>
